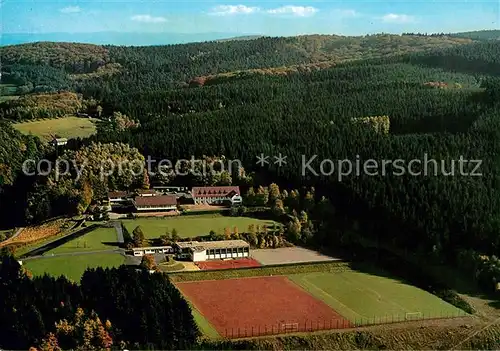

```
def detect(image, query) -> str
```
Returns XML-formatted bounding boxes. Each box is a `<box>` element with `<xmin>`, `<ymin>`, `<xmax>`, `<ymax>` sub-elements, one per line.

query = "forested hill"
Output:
<box><xmin>1</xmin><ymin>32</ymin><xmax>500</xmax><ymax>301</ymax></box>
<box><xmin>0</xmin><ymin>34</ymin><xmax>474</xmax><ymax>86</ymax></box>
<box><xmin>449</xmin><ymin>30</ymin><xmax>500</xmax><ymax>41</ymax></box>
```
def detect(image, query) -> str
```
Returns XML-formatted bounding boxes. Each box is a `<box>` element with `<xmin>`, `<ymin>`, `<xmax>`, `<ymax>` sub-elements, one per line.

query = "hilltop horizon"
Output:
<box><xmin>2</xmin><ymin>29</ymin><xmax>499</xmax><ymax>47</ymax></box>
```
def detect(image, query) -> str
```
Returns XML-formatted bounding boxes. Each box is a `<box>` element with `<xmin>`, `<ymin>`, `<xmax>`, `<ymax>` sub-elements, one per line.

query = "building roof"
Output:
<box><xmin>133</xmin><ymin>195</ymin><xmax>177</xmax><ymax>207</ymax></box>
<box><xmin>191</xmin><ymin>186</ymin><xmax>240</xmax><ymax>198</ymax></box>
<box><xmin>132</xmin><ymin>246</ymin><xmax>173</xmax><ymax>251</ymax></box>
<box><xmin>108</xmin><ymin>191</ymin><xmax>129</xmax><ymax>199</ymax></box>
<box><xmin>175</xmin><ymin>239</ymin><xmax>249</xmax><ymax>251</ymax></box>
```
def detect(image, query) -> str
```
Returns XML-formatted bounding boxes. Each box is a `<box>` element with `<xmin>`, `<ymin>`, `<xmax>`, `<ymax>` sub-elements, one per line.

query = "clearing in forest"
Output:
<box><xmin>14</xmin><ymin>116</ymin><xmax>97</xmax><ymax>140</ymax></box>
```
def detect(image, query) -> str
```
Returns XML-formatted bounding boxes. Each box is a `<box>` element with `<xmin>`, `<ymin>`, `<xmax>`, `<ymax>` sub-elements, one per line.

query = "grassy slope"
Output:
<box><xmin>288</xmin><ymin>271</ymin><xmax>465</xmax><ymax>323</ymax></box>
<box><xmin>123</xmin><ymin>215</ymin><xmax>279</xmax><ymax>239</ymax></box>
<box><xmin>203</xmin><ymin>323</ymin><xmax>500</xmax><ymax>350</ymax></box>
<box><xmin>13</xmin><ymin>116</ymin><xmax>97</xmax><ymax>140</ymax></box>
<box><xmin>24</xmin><ymin>253</ymin><xmax>125</xmax><ymax>282</ymax></box>
<box><xmin>45</xmin><ymin>227</ymin><xmax>118</xmax><ymax>254</ymax></box>
<box><xmin>190</xmin><ymin>304</ymin><xmax>221</xmax><ymax>339</ymax></box>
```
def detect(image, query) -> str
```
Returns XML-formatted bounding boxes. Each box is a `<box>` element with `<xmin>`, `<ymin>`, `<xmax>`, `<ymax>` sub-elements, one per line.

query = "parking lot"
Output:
<box><xmin>251</xmin><ymin>247</ymin><xmax>340</xmax><ymax>266</ymax></box>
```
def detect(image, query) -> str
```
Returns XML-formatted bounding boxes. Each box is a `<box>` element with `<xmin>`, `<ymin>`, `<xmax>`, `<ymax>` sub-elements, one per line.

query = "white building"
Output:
<box><xmin>174</xmin><ymin>240</ymin><xmax>250</xmax><ymax>262</ymax></box>
<box><xmin>108</xmin><ymin>191</ymin><xmax>129</xmax><ymax>203</ymax></box>
<box><xmin>132</xmin><ymin>246</ymin><xmax>174</xmax><ymax>257</ymax></box>
<box><xmin>51</xmin><ymin>138</ymin><xmax>68</xmax><ymax>147</ymax></box>
<box><xmin>191</xmin><ymin>186</ymin><xmax>243</xmax><ymax>206</ymax></box>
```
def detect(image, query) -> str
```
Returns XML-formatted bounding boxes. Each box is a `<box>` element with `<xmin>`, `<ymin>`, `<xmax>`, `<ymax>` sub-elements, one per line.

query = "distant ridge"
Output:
<box><xmin>0</xmin><ymin>32</ymin><xmax>262</xmax><ymax>47</ymax></box>
<box><xmin>448</xmin><ymin>30</ymin><xmax>500</xmax><ymax>41</ymax></box>
<box><xmin>215</xmin><ymin>35</ymin><xmax>264</xmax><ymax>42</ymax></box>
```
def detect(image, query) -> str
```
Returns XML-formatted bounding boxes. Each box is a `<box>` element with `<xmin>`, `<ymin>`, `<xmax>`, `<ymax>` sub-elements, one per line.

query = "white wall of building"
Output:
<box><xmin>135</xmin><ymin>205</ymin><xmax>176</xmax><ymax>211</ymax></box>
<box><xmin>192</xmin><ymin>250</ymin><xmax>208</xmax><ymax>262</ymax></box>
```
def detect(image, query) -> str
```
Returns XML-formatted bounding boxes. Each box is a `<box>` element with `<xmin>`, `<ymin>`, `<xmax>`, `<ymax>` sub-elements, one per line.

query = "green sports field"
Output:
<box><xmin>123</xmin><ymin>215</ymin><xmax>280</xmax><ymax>239</ymax></box>
<box><xmin>24</xmin><ymin>253</ymin><xmax>125</xmax><ymax>282</ymax></box>
<box><xmin>288</xmin><ymin>271</ymin><xmax>467</xmax><ymax>324</ymax></box>
<box><xmin>14</xmin><ymin>116</ymin><xmax>97</xmax><ymax>140</ymax></box>
<box><xmin>45</xmin><ymin>227</ymin><xmax>118</xmax><ymax>254</ymax></box>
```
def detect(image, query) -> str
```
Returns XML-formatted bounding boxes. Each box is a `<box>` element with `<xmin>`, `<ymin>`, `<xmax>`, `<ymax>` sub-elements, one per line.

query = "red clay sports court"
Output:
<box><xmin>195</xmin><ymin>258</ymin><xmax>261</xmax><ymax>270</ymax></box>
<box><xmin>176</xmin><ymin>276</ymin><xmax>352</xmax><ymax>338</ymax></box>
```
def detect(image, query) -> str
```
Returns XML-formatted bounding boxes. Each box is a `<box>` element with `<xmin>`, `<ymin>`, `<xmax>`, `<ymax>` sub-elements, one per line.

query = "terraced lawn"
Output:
<box><xmin>24</xmin><ymin>253</ymin><xmax>125</xmax><ymax>282</ymax></box>
<box><xmin>123</xmin><ymin>215</ymin><xmax>280</xmax><ymax>239</ymax></box>
<box><xmin>46</xmin><ymin>227</ymin><xmax>118</xmax><ymax>254</ymax></box>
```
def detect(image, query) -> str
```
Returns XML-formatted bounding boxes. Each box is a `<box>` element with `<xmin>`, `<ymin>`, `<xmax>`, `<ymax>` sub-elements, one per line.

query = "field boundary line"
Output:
<box><xmin>289</xmin><ymin>273</ymin><xmax>365</xmax><ymax>320</ymax></box>
<box><xmin>345</xmin><ymin>273</ymin><xmax>412</xmax><ymax>313</ymax></box>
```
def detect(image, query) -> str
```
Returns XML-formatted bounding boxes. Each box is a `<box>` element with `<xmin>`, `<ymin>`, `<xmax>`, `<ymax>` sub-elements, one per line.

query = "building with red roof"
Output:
<box><xmin>191</xmin><ymin>186</ymin><xmax>242</xmax><ymax>206</ymax></box>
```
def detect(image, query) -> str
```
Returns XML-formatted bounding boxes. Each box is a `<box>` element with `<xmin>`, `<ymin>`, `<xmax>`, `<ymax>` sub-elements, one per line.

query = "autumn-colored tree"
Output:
<box><xmin>39</xmin><ymin>308</ymin><xmax>113</xmax><ymax>351</ymax></box>
<box><xmin>77</xmin><ymin>180</ymin><xmax>93</xmax><ymax>215</ymax></box>
<box><xmin>223</xmin><ymin>227</ymin><xmax>231</xmax><ymax>240</ymax></box>
<box><xmin>272</xmin><ymin>199</ymin><xmax>285</xmax><ymax>216</ymax></box>
<box><xmin>231</xmin><ymin>226</ymin><xmax>240</xmax><ymax>239</ymax></box>
<box><xmin>132</xmin><ymin>226</ymin><xmax>145</xmax><ymax>247</ymax></box>
<box><xmin>244</xmin><ymin>187</ymin><xmax>256</xmax><ymax>206</ymax></box>
<box><xmin>255</xmin><ymin>186</ymin><xmax>269</xmax><ymax>206</ymax></box>
<box><xmin>286</xmin><ymin>217</ymin><xmax>302</xmax><ymax>242</ymax></box>
<box><xmin>247</xmin><ymin>224</ymin><xmax>258</xmax><ymax>247</ymax></box>
<box><xmin>39</xmin><ymin>332</ymin><xmax>61</xmax><ymax>351</ymax></box>
<box><xmin>141</xmin><ymin>169</ymin><xmax>150</xmax><ymax>190</ymax></box>
<box><xmin>141</xmin><ymin>254</ymin><xmax>156</xmax><ymax>271</ymax></box>
<box><xmin>268</xmin><ymin>183</ymin><xmax>281</xmax><ymax>205</ymax></box>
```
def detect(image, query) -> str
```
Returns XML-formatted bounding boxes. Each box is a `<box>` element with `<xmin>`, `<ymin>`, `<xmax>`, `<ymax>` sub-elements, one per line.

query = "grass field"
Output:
<box><xmin>45</xmin><ymin>227</ymin><xmax>118</xmax><ymax>254</ymax></box>
<box><xmin>24</xmin><ymin>253</ymin><xmax>125</xmax><ymax>282</ymax></box>
<box><xmin>190</xmin><ymin>304</ymin><xmax>221</xmax><ymax>339</ymax></box>
<box><xmin>14</xmin><ymin>116</ymin><xmax>97</xmax><ymax>140</ymax></box>
<box><xmin>288</xmin><ymin>271</ymin><xmax>467</xmax><ymax>324</ymax></box>
<box><xmin>123</xmin><ymin>215</ymin><xmax>280</xmax><ymax>239</ymax></box>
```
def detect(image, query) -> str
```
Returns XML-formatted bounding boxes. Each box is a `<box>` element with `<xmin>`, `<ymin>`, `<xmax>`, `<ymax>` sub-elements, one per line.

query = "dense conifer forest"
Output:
<box><xmin>1</xmin><ymin>32</ymin><xmax>500</xmax><ymax>349</ymax></box>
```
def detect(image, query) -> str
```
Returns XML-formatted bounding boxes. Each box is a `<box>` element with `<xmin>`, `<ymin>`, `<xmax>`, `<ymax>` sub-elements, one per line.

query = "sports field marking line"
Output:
<box><xmin>347</xmin><ymin>273</ymin><xmax>413</xmax><ymax>313</ymax></box>
<box><xmin>290</xmin><ymin>274</ymin><xmax>366</xmax><ymax>320</ymax></box>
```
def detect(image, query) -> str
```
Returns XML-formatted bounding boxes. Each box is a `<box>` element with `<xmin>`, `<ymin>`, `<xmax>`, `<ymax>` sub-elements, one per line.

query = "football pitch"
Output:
<box><xmin>288</xmin><ymin>271</ymin><xmax>467</xmax><ymax>324</ymax></box>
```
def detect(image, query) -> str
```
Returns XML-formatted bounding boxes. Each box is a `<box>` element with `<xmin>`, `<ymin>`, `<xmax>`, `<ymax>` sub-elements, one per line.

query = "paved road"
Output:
<box><xmin>21</xmin><ymin>248</ymin><xmax>124</xmax><ymax>261</ymax></box>
<box><xmin>113</xmin><ymin>221</ymin><xmax>124</xmax><ymax>243</ymax></box>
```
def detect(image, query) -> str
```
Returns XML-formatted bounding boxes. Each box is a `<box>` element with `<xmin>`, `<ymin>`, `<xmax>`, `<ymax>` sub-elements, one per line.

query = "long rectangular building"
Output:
<box><xmin>131</xmin><ymin>246</ymin><xmax>174</xmax><ymax>257</ymax></box>
<box><xmin>174</xmin><ymin>239</ymin><xmax>250</xmax><ymax>262</ymax></box>
<box><xmin>132</xmin><ymin>195</ymin><xmax>177</xmax><ymax>211</ymax></box>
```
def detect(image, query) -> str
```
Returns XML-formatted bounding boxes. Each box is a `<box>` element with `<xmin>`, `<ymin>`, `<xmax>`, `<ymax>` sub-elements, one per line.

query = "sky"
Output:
<box><xmin>2</xmin><ymin>0</ymin><xmax>499</xmax><ymax>37</ymax></box>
